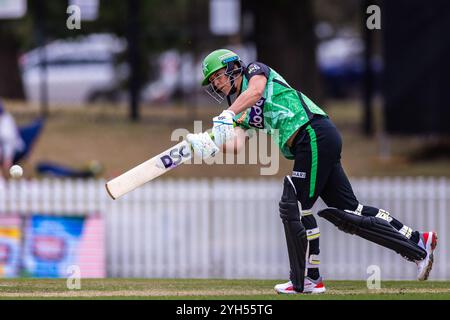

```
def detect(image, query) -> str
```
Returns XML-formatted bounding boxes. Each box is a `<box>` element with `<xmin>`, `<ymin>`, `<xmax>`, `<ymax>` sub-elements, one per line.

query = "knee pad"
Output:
<box><xmin>279</xmin><ymin>177</ymin><xmax>301</xmax><ymax>222</ymax></box>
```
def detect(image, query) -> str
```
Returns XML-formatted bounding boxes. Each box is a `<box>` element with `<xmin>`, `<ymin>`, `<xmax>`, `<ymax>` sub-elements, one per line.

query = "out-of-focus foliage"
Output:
<box><xmin>0</xmin><ymin>0</ymin><xmax>204</xmax><ymax>97</ymax></box>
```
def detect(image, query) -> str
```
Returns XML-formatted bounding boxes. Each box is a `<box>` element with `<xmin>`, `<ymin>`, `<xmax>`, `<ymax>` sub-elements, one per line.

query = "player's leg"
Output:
<box><xmin>319</xmin><ymin>161</ymin><xmax>437</xmax><ymax>280</ymax></box>
<box><xmin>275</xmin><ymin>175</ymin><xmax>327</xmax><ymax>294</ymax></box>
<box><xmin>276</xmin><ymin>175</ymin><xmax>308</xmax><ymax>293</ymax></box>
<box><xmin>275</xmin><ymin>119</ymin><xmax>335</xmax><ymax>294</ymax></box>
<box><xmin>293</xmin><ymin>118</ymin><xmax>346</xmax><ymax>291</ymax></box>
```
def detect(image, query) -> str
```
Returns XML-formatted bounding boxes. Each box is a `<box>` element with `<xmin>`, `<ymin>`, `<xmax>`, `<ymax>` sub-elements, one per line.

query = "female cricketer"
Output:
<box><xmin>186</xmin><ymin>49</ymin><xmax>437</xmax><ymax>294</ymax></box>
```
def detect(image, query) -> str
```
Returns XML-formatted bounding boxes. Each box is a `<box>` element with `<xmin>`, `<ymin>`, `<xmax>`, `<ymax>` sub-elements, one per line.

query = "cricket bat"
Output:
<box><xmin>105</xmin><ymin>139</ymin><xmax>194</xmax><ymax>199</ymax></box>
<box><xmin>105</xmin><ymin>126</ymin><xmax>231</xmax><ymax>199</ymax></box>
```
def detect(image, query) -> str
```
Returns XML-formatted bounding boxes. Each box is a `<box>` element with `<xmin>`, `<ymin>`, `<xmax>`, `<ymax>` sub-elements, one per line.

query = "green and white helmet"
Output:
<box><xmin>201</xmin><ymin>49</ymin><xmax>244</xmax><ymax>103</ymax></box>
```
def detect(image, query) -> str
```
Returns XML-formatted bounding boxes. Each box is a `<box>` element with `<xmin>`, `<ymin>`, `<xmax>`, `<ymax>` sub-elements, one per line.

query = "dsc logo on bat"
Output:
<box><xmin>157</xmin><ymin>144</ymin><xmax>191</xmax><ymax>169</ymax></box>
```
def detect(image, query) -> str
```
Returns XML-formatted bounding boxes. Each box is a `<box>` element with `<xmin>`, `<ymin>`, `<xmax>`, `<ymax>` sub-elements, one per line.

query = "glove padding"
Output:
<box><xmin>186</xmin><ymin>132</ymin><xmax>220</xmax><ymax>159</ymax></box>
<box><xmin>212</xmin><ymin>110</ymin><xmax>236</xmax><ymax>146</ymax></box>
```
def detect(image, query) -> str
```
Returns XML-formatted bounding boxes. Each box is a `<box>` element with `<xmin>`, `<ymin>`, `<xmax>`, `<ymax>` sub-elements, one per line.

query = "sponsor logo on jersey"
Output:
<box><xmin>292</xmin><ymin>171</ymin><xmax>306</xmax><ymax>179</ymax></box>
<box><xmin>248</xmin><ymin>97</ymin><xmax>266</xmax><ymax>129</ymax></box>
<box><xmin>247</xmin><ymin>63</ymin><xmax>261</xmax><ymax>74</ymax></box>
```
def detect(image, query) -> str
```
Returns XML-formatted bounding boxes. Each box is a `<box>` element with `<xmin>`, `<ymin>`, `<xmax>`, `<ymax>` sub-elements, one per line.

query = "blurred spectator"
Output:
<box><xmin>0</xmin><ymin>100</ymin><xmax>25</xmax><ymax>179</ymax></box>
<box><xmin>142</xmin><ymin>50</ymin><xmax>181</xmax><ymax>103</ymax></box>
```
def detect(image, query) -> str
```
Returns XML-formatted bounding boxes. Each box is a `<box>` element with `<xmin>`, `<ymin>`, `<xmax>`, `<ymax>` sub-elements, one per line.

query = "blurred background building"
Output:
<box><xmin>0</xmin><ymin>0</ymin><xmax>449</xmax><ymax>280</ymax></box>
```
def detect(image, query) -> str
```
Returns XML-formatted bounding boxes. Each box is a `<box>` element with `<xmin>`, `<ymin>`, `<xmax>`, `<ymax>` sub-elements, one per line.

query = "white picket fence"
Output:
<box><xmin>0</xmin><ymin>177</ymin><xmax>449</xmax><ymax>280</ymax></box>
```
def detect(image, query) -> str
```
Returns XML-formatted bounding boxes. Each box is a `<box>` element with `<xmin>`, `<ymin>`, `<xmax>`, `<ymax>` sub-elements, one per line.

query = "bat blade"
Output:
<box><xmin>105</xmin><ymin>140</ymin><xmax>192</xmax><ymax>199</ymax></box>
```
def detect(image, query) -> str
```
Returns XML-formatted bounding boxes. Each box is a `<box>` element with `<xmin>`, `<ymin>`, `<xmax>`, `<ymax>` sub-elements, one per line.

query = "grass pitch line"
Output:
<box><xmin>0</xmin><ymin>289</ymin><xmax>273</xmax><ymax>298</ymax></box>
<box><xmin>1</xmin><ymin>288</ymin><xmax>450</xmax><ymax>298</ymax></box>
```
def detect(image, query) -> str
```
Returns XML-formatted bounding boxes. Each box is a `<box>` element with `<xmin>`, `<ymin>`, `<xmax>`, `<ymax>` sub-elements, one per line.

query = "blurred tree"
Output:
<box><xmin>242</xmin><ymin>0</ymin><xmax>322</xmax><ymax>100</ymax></box>
<box><xmin>0</xmin><ymin>0</ymin><xmax>195</xmax><ymax>118</ymax></box>
<box><xmin>314</xmin><ymin>0</ymin><xmax>361</xmax><ymax>30</ymax></box>
<box><xmin>0</xmin><ymin>20</ymin><xmax>28</xmax><ymax>98</ymax></box>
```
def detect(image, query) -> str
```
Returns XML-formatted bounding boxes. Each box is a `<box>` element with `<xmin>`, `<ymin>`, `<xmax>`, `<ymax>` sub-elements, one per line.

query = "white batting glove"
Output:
<box><xmin>186</xmin><ymin>132</ymin><xmax>220</xmax><ymax>159</ymax></box>
<box><xmin>212</xmin><ymin>110</ymin><xmax>236</xmax><ymax>146</ymax></box>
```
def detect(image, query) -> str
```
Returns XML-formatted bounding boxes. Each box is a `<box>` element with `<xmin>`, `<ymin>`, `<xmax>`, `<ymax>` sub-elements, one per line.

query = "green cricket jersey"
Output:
<box><xmin>233</xmin><ymin>62</ymin><xmax>327</xmax><ymax>159</ymax></box>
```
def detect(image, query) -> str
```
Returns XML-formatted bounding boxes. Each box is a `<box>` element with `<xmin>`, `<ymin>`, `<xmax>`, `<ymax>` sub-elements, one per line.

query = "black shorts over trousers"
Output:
<box><xmin>290</xmin><ymin>115</ymin><xmax>358</xmax><ymax>212</ymax></box>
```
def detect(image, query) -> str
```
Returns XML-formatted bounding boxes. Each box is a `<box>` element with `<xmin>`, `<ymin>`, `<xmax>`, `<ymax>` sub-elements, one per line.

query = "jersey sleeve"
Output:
<box><xmin>244</xmin><ymin>62</ymin><xmax>270</xmax><ymax>80</ymax></box>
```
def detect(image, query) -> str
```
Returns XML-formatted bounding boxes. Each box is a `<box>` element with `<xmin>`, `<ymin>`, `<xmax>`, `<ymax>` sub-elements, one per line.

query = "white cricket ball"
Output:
<box><xmin>9</xmin><ymin>165</ymin><xmax>23</xmax><ymax>179</ymax></box>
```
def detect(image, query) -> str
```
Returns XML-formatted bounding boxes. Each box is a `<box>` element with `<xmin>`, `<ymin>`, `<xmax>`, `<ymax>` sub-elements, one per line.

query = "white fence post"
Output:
<box><xmin>0</xmin><ymin>177</ymin><xmax>449</xmax><ymax>280</ymax></box>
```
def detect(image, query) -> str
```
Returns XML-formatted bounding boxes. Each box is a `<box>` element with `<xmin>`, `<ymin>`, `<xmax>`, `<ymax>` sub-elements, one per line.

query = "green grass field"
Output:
<box><xmin>0</xmin><ymin>279</ymin><xmax>449</xmax><ymax>300</ymax></box>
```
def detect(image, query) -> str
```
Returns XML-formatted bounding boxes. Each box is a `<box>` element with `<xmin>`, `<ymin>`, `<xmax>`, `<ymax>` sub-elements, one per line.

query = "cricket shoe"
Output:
<box><xmin>416</xmin><ymin>231</ymin><xmax>438</xmax><ymax>281</ymax></box>
<box><xmin>274</xmin><ymin>277</ymin><xmax>326</xmax><ymax>294</ymax></box>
